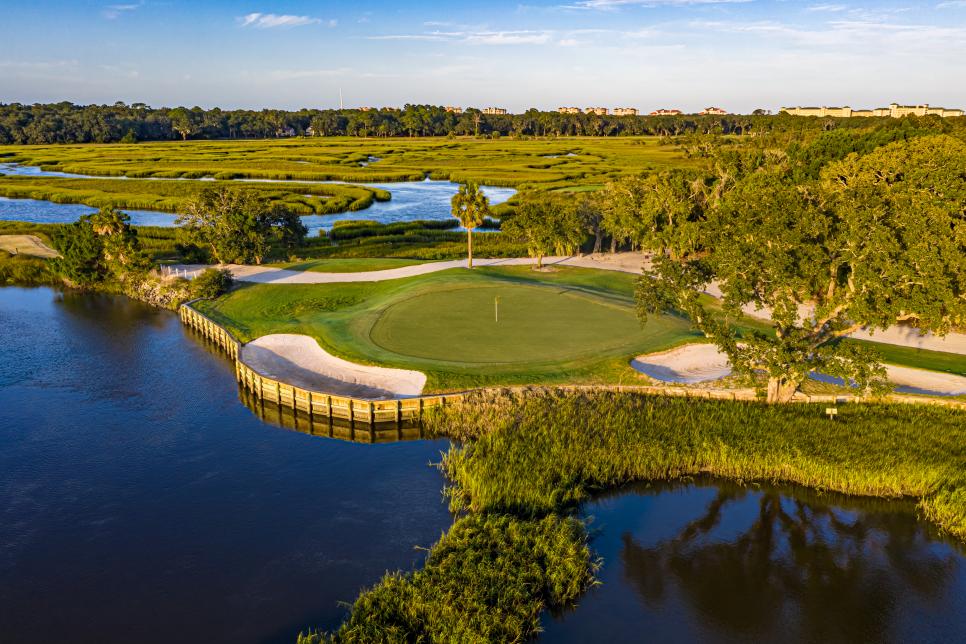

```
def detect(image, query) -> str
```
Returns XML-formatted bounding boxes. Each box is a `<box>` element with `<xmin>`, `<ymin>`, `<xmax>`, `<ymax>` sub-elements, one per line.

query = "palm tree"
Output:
<box><xmin>451</xmin><ymin>182</ymin><xmax>491</xmax><ymax>268</ymax></box>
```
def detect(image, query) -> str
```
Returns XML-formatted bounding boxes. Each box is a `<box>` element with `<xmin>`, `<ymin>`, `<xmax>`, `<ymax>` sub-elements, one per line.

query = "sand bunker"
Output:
<box><xmin>0</xmin><ymin>234</ymin><xmax>59</xmax><ymax>258</ymax></box>
<box><xmin>632</xmin><ymin>343</ymin><xmax>966</xmax><ymax>396</ymax></box>
<box><xmin>631</xmin><ymin>344</ymin><xmax>733</xmax><ymax>384</ymax></box>
<box><xmin>241</xmin><ymin>334</ymin><xmax>426</xmax><ymax>400</ymax></box>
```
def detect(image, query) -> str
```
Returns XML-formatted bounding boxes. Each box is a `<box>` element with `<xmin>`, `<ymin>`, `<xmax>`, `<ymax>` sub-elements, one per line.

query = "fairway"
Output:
<box><xmin>370</xmin><ymin>284</ymin><xmax>647</xmax><ymax>364</ymax></box>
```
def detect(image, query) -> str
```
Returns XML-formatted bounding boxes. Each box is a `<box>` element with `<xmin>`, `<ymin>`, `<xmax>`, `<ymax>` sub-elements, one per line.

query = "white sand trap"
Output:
<box><xmin>631</xmin><ymin>344</ymin><xmax>733</xmax><ymax>384</ymax></box>
<box><xmin>885</xmin><ymin>365</ymin><xmax>966</xmax><ymax>396</ymax></box>
<box><xmin>241</xmin><ymin>334</ymin><xmax>426</xmax><ymax>400</ymax></box>
<box><xmin>632</xmin><ymin>343</ymin><xmax>966</xmax><ymax>396</ymax></box>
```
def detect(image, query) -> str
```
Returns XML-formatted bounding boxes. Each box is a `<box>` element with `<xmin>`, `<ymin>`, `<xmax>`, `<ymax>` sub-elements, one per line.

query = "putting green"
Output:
<box><xmin>369</xmin><ymin>284</ymin><xmax>650</xmax><ymax>364</ymax></box>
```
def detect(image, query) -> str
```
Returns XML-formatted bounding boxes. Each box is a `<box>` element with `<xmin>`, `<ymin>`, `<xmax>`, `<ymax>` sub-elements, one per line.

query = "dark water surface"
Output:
<box><xmin>543</xmin><ymin>479</ymin><xmax>966</xmax><ymax>643</ymax></box>
<box><xmin>0</xmin><ymin>286</ymin><xmax>452</xmax><ymax>644</ymax></box>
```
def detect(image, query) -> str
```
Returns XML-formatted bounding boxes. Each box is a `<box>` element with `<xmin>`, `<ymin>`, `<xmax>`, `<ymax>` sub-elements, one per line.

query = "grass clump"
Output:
<box><xmin>428</xmin><ymin>390</ymin><xmax>966</xmax><ymax>540</ymax></box>
<box><xmin>299</xmin><ymin>513</ymin><xmax>595</xmax><ymax>644</ymax></box>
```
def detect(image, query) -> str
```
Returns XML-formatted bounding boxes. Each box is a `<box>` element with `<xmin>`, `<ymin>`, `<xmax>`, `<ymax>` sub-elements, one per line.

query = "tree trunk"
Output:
<box><xmin>766</xmin><ymin>377</ymin><xmax>800</xmax><ymax>404</ymax></box>
<box><xmin>610</xmin><ymin>237</ymin><xmax>617</xmax><ymax>254</ymax></box>
<box><xmin>467</xmin><ymin>228</ymin><xmax>473</xmax><ymax>269</ymax></box>
<box><xmin>537</xmin><ymin>254</ymin><xmax>543</xmax><ymax>269</ymax></box>
<box><xmin>593</xmin><ymin>227</ymin><xmax>602</xmax><ymax>254</ymax></box>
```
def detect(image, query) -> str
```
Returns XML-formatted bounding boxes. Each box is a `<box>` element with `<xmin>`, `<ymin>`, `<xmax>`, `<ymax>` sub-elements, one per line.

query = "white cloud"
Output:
<box><xmin>370</xmin><ymin>29</ymin><xmax>554</xmax><ymax>45</ymax></box>
<box><xmin>103</xmin><ymin>2</ymin><xmax>141</xmax><ymax>20</ymax></box>
<box><xmin>566</xmin><ymin>0</ymin><xmax>752</xmax><ymax>10</ymax></box>
<box><xmin>806</xmin><ymin>3</ymin><xmax>848</xmax><ymax>11</ymax></box>
<box><xmin>937</xmin><ymin>0</ymin><xmax>966</xmax><ymax>7</ymax></box>
<box><xmin>239</xmin><ymin>13</ymin><xmax>324</xmax><ymax>29</ymax></box>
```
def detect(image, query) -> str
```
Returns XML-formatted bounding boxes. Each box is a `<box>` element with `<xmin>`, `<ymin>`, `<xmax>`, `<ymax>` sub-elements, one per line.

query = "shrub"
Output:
<box><xmin>190</xmin><ymin>267</ymin><xmax>234</xmax><ymax>299</ymax></box>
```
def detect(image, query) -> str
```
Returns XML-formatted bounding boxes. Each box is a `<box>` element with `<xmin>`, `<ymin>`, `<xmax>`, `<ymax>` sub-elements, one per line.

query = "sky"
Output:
<box><xmin>2</xmin><ymin>1</ymin><xmax>966</xmax><ymax>113</ymax></box>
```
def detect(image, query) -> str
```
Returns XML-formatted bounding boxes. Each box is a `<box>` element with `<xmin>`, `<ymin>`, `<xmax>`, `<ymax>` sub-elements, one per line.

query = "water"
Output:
<box><xmin>0</xmin><ymin>196</ymin><xmax>175</xmax><ymax>227</ymax></box>
<box><xmin>0</xmin><ymin>164</ymin><xmax>515</xmax><ymax>233</ymax></box>
<box><xmin>0</xmin><ymin>286</ymin><xmax>453</xmax><ymax>644</ymax></box>
<box><xmin>544</xmin><ymin>479</ymin><xmax>966</xmax><ymax>643</ymax></box>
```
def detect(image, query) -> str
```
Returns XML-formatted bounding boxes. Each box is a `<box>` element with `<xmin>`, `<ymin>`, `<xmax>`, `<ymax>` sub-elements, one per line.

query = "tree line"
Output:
<box><xmin>2</xmin><ymin>100</ymin><xmax>951</xmax><ymax>145</ymax></box>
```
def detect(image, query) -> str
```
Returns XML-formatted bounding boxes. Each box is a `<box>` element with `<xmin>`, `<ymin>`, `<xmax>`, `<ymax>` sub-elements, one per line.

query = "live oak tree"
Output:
<box><xmin>177</xmin><ymin>187</ymin><xmax>307</xmax><ymax>265</ymax></box>
<box><xmin>451</xmin><ymin>183</ymin><xmax>491</xmax><ymax>269</ymax></box>
<box><xmin>638</xmin><ymin>135</ymin><xmax>966</xmax><ymax>403</ymax></box>
<box><xmin>600</xmin><ymin>171</ymin><xmax>704</xmax><ymax>254</ymax></box>
<box><xmin>501</xmin><ymin>197</ymin><xmax>584</xmax><ymax>269</ymax></box>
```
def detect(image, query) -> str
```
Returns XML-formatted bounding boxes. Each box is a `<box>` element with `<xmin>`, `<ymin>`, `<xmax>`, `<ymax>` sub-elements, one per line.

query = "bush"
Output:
<box><xmin>190</xmin><ymin>267</ymin><xmax>233</xmax><ymax>299</ymax></box>
<box><xmin>302</xmin><ymin>513</ymin><xmax>595</xmax><ymax>643</ymax></box>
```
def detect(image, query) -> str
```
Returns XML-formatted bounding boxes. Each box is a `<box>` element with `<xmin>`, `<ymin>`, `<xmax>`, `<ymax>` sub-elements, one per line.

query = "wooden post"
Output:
<box><xmin>368</xmin><ymin>401</ymin><xmax>375</xmax><ymax>427</ymax></box>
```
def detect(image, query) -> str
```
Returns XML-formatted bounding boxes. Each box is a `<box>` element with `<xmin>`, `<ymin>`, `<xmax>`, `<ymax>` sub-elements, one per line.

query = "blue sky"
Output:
<box><xmin>2</xmin><ymin>1</ymin><xmax>966</xmax><ymax>113</ymax></box>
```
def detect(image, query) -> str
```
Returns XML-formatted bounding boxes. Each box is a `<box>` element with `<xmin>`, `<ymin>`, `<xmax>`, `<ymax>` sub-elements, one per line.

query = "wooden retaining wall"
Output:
<box><xmin>180</xmin><ymin>302</ymin><xmax>965</xmax><ymax>419</ymax></box>
<box><xmin>180</xmin><ymin>302</ymin><xmax>462</xmax><ymax>424</ymax></box>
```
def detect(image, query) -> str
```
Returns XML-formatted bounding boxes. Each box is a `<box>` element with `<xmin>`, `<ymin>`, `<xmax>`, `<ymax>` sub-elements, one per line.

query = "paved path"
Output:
<box><xmin>171</xmin><ymin>253</ymin><xmax>966</xmax><ymax>356</ymax></box>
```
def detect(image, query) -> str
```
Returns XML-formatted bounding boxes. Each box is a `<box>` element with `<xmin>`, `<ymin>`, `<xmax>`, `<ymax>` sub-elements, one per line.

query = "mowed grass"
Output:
<box><xmin>0</xmin><ymin>136</ymin><xmax>697</xmax><ymax>190</ymax></box>
<box><xmin>196</xmin><ymin>266</ymin><xmax>699</xmax><ymax>390</ymax></box>
<box><xmin>370</xmin><ymin>283</ymin><xmax>653</xmax><ymax>364</ymax></box>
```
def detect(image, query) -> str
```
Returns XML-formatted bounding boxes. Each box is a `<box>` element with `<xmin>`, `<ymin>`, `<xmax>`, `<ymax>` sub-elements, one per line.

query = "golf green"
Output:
<box><xmin>369</xmin><ymin>284</ymin><xmax>650</xmax><ymax>364</ymax></box>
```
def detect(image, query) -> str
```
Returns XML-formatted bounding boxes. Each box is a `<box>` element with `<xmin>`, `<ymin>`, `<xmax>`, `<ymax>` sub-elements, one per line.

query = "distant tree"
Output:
<box><xmin>450</xmin><ymin>183</ymin><xmax>491</xmax><ymax>269</ymax></box>
<box><xmin>575</xmin><ymin>193</ymin><xmax>605</xmax><ymax>254</ymax></box>
<box><xmin>177</xmin><ymin>187</ymin><xmax>307</xmax><ymax>265</ymax></box>
<box><xmin>638</xmin><ymin>135</ymin><xmax>966</xmax><ymax>402</ymax></box>
<box><xmin>168</xmin><ymin>107</ymin><xmax>196</xmax><ymax>140</ymax></box>
<box><xmin>501</xmin><ymin>197</ymin><xmax>584</xmax><ymax>269</ymax></box>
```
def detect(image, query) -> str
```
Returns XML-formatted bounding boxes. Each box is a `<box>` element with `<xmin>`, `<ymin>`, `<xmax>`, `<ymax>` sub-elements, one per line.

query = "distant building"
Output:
<box><xmin>699</xmin><ymin>107</ymin><xmax>728</xmax><ymax>115</ymax></box>
<box><xmin>305</xmin><ymin>126</ymin><xmax>316</xmax><ymax>136</ymax></box>
<box><xmin>482</xmin><ymin>107</ymin><xmax>508</xmax><ymax>115</ymax></box>
<box><xmin>613</xmin><ymin>107</ymin><xmax>638</xmax><ymax>116</ymax></box>
<box><xmin>445</xmin><ymin>106</ymin><xmax>463</xmax><ymax>114</ymax></box>
<box><xmin>558</xmin><ymin>107</ymin><xmax>582</xmax><ymax>114</ymax></box>
<box><xmin>357</xmin><ymin>106</ymin><xmax>374</xmax><ymax>112</ymax></box>
<box><xmin>781</xmin><ymin>103</ymin><xmax>964</xmax><ymax>118</ymax></box>
<box><xmin>650</xmin><ymin>109</ymin><xmax>682</xmax><ymax>116</ymax></box>
<box><xmin>585</xmin><ymin>107</ymin><xmax>608</xmax><ymax>116</ymax></box>
<box><xmin>278</xmin><ymin>126</ymin><xmax>296</xmax><ymax>137</ymax></box>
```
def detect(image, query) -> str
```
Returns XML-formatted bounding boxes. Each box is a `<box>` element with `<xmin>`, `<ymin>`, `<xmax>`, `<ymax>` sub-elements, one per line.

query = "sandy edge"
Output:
<box><xmin>632</xmin><ymin>344</ymin><xmax>966</xmax><ymax>396</ymax></box>
<box><xmin>0</xmin><ymin>234</ymin><xmax>59</xmax><ymax>258</ymax></box>
<box><xmin>242</xmin><ymin>334</ymin><xmax>426</xmax><ymax>401</ymax></box>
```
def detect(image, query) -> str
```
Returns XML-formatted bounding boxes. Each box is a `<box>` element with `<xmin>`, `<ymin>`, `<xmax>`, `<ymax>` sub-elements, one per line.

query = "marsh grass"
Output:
<box><xmin>428</xmin><ymin>390</ymin><xmax>966</xmax><ymax>540</ymax></box>
<box><xmin>299</xmin><ymin>513</ymin><xmax>595</xmax><ymax>643</ymax></box>
<box><xmin>0</xmin><ymin>176</ymin><xmax>382</xmax><ymax>215</ymax></box>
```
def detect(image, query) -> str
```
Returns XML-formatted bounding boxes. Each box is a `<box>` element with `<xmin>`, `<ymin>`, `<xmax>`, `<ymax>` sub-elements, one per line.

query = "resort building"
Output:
<box><xmin>781</xmin><ymin>103</ymin><xmax>965</xmax><ymax>118</ymax></box>
<box><xmin>445</xmin><ymin>106</ymin><xmax>462</xmax><ymax>114</ymax></box>
<box><xmin>699</xmin><ymin>107</ymin><xmax>728</xmax><ymax>115</ymax></box>
<box><xmin>482</xmin><ymin>107</ymin><xmax>508</xmax><ymax>115</ymax></box>
<box><xmin>650</xmin><ymin>109</ymin><xmax>682</xmax><ymax>116</ymax></box>
<box><xmin>585</xmin><ymin>107</ymin><xmax>608</xmax><ymax>116</ymax></box>
<box><xmin>613</xmin><ymin>107</ymin><xmax>638</xmax><ymax>116</ymax></box>
<box><xmin>558</xmin><ymin>107</ymin><xmax>582</xmax><ymax>114</ymax></box>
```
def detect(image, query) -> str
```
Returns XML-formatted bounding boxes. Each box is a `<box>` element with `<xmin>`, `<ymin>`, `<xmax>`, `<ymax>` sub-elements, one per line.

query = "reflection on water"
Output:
<box><xmin>544</xmin><ymin>479</ymin><xmax>966</xmax><ymax>643</ymax></box>
<box><xmin>238</xmin><ymin>388</ymin><xmax>428</xmax><ymax>444</ymax></box>
<box><xmin>0</xmin><ymin>286</ymin><xmax>453</xmax><ymax>644</ymax></box>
